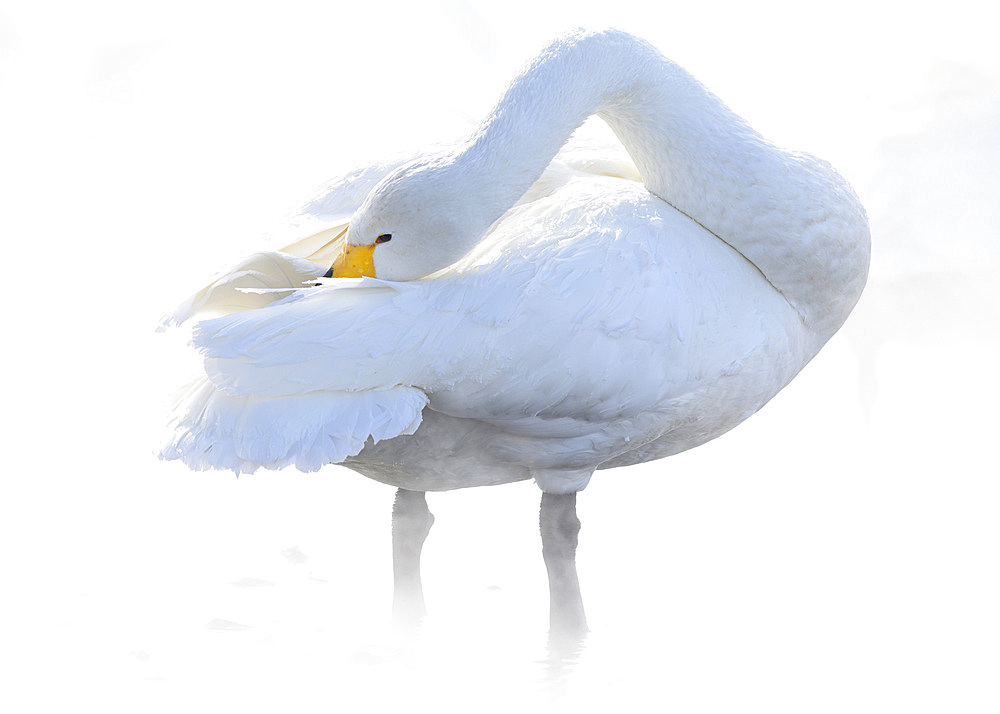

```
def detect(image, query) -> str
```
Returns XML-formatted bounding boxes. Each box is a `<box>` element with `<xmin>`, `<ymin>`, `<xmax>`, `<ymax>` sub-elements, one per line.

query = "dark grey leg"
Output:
<box><xmin>391</xmin><ymin>488</ymin><xmax>434</xmax><ymax>627</ymax></box>
<box><xmin>540</xmin><ymin>492</ymin><xmax>588</xmax><ymax>637</ymax></box>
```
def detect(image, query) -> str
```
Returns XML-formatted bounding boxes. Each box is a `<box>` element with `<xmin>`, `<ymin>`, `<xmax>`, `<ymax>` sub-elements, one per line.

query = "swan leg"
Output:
<box><xmin>540</xmin><ymin>492</ymin><xmax>588</xmax><ymax>637</ymax></box>
<box><xmin>391</xmin><ymin>488</ymin><xmax>435</xmax><ymax>627</ymax></box>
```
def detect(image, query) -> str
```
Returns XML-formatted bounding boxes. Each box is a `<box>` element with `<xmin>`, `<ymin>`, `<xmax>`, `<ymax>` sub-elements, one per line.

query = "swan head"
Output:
<box><xmin>328</xmin><ymin>154</ymin><xmax>490</xmax><ymax>281</ymax></box>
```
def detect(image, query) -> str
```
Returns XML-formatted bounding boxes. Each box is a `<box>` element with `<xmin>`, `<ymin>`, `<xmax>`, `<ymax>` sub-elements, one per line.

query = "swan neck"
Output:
<box><xmin>458</xmin><ymin>30</ymin><xmax>744</xmax><ymax>228</ymax></box>
<box><xmin>457</xmin><ymin>29</ymin><xmax>870</xmax><ymax>338</ymax></box>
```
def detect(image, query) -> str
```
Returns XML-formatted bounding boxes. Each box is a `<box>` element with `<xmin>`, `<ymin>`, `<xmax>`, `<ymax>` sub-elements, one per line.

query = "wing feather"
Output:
<box><xmin>159</xmin><ymin>377</ymin><xmax>427</xmax><ymax>473</ymax></box>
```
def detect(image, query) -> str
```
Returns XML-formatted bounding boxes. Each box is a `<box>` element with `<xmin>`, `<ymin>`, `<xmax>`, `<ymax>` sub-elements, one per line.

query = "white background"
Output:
<box><xmin>2</xmin><ymin>1</ymin><xmax>997</xmax><ymax>711</ymax></box>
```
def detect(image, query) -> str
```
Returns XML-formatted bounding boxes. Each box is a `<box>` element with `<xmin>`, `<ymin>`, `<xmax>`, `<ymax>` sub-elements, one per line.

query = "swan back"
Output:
<box><xmin>345</xmin><ymin>29</ymin><xmax>870</xmax><ymax>345</ymax></box>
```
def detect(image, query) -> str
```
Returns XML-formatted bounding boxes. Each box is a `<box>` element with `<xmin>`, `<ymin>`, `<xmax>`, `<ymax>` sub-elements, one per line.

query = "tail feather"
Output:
<box><xmin>158</xmin><ymin>251</ymin><xmax>328</xmax><ymax>330</ymax></box>
<box><xmin>159</xmin><ymin>377</ymin><xmax>428</xmax><ymax>474</ymax></box>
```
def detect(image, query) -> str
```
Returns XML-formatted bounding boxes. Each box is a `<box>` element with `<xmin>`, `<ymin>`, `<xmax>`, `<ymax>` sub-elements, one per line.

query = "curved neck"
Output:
<box><xmin>454</xmin><ymin>29</ymin><xmax>869</xmax><ymax>339</ymax></box>
<box><xmin>461</xmin><ymin>31</ymin><xmax>751</xmax><ymax>221</ymax></box>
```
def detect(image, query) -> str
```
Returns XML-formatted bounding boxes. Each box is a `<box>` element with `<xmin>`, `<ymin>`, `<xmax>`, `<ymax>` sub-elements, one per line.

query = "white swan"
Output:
<box><xmin>161</xmin><ymin>29</ymin><xmax>868</xmax><ymax>494</ymax></box>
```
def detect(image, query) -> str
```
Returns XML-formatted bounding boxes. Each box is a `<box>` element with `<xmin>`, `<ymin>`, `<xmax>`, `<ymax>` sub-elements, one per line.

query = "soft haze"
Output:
<box><xmin>1</xmin><ymin>1</ymin><xmax>997</xmax><ymax>712</ymax></box>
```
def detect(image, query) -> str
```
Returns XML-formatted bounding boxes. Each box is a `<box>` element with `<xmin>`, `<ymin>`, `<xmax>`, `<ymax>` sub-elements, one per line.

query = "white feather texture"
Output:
<box><xmin>160</xmin><ymin>377</ymin><xmax>428</xmax><ymax>474</ymax></box>
<box><xmin>160</xmin><ymin>29</ymin><xmax>869</xmax><ymax>494</ymax></box>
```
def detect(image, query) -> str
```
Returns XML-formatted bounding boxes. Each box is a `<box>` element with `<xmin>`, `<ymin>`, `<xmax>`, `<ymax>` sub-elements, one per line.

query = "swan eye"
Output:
<box><xmin>375</xmin><ymin>233</ymin><xmax>392</xmax><ymax>244</ymax></box>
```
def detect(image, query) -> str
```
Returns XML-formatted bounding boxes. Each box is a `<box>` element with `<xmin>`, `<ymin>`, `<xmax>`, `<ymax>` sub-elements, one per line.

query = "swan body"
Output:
<box><xmin>160</xmin><ymin>29</ymin><xmax>870</xmax><ymax>494</ymax></box>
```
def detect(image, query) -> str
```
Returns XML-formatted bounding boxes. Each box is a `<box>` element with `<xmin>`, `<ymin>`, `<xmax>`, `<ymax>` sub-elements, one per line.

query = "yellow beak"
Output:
<box><xmin>326</xmin><ymin>241</ymin><xmax>377</xmax><ymax>278</ymax></box>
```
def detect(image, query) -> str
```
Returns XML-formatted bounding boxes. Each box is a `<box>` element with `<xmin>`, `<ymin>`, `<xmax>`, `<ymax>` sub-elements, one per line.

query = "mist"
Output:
<box><xmin>2</xmin><ymin>1</ymin><xmax>997</xmax><ymax>711</ymax></box>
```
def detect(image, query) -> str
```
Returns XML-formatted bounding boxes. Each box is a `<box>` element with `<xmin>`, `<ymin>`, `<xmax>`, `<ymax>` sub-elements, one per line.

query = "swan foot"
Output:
<box><xmin>391</xmin><ymin>488</ymin><xmax>434</xmax><ymax>628</ymax></box>
<box><xmin>540</xmin><ymin>492</ymin><xmax>588</xmax><ymax>638</ymax></box>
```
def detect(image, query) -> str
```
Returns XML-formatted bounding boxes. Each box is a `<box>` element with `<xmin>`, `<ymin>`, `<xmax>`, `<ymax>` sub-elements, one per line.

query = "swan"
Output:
<box><xmin>159</xmin><ymin>29</ymin><xmax>870</xmax><ymax>632</ymax></box>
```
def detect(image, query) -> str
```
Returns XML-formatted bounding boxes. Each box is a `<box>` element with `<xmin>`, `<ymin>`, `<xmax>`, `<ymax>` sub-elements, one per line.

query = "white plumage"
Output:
<box><xmin>160</xmin><ymin>29</ymin><xmax>870</xmax><ymax>495</ymax></box>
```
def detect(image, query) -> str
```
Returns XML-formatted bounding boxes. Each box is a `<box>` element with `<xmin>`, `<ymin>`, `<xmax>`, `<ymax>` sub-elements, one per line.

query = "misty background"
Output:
<box><xmin>1</xmin><ymin>1</ymin><xmax>997</xmax><ymax>711</ymax></box>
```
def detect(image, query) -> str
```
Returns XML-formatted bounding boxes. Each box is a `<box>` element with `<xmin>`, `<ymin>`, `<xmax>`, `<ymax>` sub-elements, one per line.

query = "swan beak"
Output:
<box><xmin>325</xmin><ymin>241</ymin><xmax>377</xmax><ymax>278</ymax></box>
